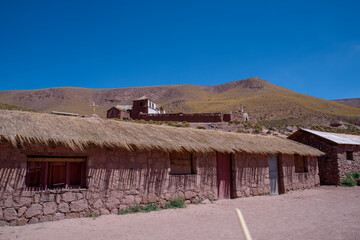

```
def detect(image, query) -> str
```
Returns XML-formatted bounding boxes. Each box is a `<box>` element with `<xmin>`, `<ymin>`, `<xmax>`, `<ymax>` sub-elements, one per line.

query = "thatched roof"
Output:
<box><xmin>0</xmin><ymin>110</ymin><xmax>323</xmax><ymax>156</ymax></box>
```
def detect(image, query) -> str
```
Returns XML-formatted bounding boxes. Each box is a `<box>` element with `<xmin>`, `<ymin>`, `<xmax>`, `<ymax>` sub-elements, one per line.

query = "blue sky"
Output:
<box><xmin>0</xmin><ymin>0</ymin><xmax>359</xmax><ymax>100</ymax></box>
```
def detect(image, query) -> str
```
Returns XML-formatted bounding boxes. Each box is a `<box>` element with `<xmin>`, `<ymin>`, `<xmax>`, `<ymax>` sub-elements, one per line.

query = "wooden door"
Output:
<box><xmin>217</xmin><ymin>153</ymin><xmax>232</xmax><ymax>199</ymax></box>
<box><xmin>268</xmin><ymin>155</ymin><xmax>279</xmax><ymax>195</ymax></box>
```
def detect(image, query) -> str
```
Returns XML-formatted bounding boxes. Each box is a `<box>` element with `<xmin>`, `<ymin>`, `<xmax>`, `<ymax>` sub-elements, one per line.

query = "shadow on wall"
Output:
<box><xmin>88</xmin><ymin>167</ymin><xmax>168</xmax><ymax>197</ymax></box>
<box><xmin>236</xmin><ymin>166</ymin><xmax>267</xmax><ymax>187</ymax></box>
<box><xmin>0</xmin><ymin>168</ymin><xmax>26</xmax><ymax>199</ymax></box>
<box><xmin>88</xmin><ymin>160</ymin><xmax>217</xmax><ymax>200</ymax></box>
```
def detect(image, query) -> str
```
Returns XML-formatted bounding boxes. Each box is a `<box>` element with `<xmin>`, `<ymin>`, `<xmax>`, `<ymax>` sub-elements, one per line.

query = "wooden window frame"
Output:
<box><xmin>169</xmin><ymin>152</ymin><xmax>196</xmax><ymax>175</ymax></box>
<box><xmin>26</xmin><ymin>156</ymin><xmax>87</xmax><ymax>190</ymax></box>
<box><xmin>346</xmin><ymin>151</ymin><xmax>354</xmax><ymax>161</ymax></box>
<box><xmin>294</xmin><ymin>155</ymin><xmax>308</xmax><ymax>173</ymax></box>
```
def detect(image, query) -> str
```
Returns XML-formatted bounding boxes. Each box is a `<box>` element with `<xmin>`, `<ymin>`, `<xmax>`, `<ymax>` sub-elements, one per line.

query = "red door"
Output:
<box><xmin>217</xmin><ymin>153</ymin><xmax>232</xmax><ymax>199</ymax></box>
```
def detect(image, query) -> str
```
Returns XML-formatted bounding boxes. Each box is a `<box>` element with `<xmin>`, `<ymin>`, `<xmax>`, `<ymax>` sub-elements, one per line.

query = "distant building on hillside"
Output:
<box><xmin>288</xmin><ymin>129</ymin><xmax>360</xmax><ymax>185</ymax></box>
<box><xmin>106</xmin><ymin>106</ymin><xmax>131</xmax><ymax>120</ymax></box>
<box><xmin>107</xmin><ymin>96</ymin><xmax>250</xmax><ymax>123</ymax></box>
<box><xmin>131</xmin><ymin>96</ymin><xmax>165</xmax><ymax>119</ymax></box>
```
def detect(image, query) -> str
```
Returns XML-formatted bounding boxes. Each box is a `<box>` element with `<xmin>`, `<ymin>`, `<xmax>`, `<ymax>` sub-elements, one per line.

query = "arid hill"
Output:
<box><xmin>0</xmin><ymin>77</ymin><xmax>359</xmax><ymax>125</ymax></box>
<box><xmin>331</xmin><ymin>98</ymin><xmax>360</xmax><ymax>109</ymax></box>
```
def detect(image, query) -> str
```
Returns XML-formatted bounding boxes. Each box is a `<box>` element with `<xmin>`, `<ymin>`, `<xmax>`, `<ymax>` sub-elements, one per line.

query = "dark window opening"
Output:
<box><xmin>346</xmin><ymin>151</ymin><xmax>354</xmax><ymax>161</ymax></box>
<box><xmin>294</xmin><ymin>155</ymin><xmax>308</xmax><ymax>173</ymax></box>
<box><xmin>170</xmin><ymin>151</ymin><xmax>196</xmax><ymax>175</ymax></box>
<box><xmin>26</xmin><ymin>157</ymin><xmax>86</xmax><ymax>190</ymax></box>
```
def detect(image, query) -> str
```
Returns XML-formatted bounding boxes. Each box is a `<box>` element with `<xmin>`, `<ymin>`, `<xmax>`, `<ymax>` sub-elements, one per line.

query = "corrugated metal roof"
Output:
<box><xmin>115</xmin><ymin>105</ymin><xmax>132</xmax><ymax>111</ymax></box>
<box><xmin>301</xmin><ymin>129</ymin><xmax>360</xmax><ymax>145</ymax></box>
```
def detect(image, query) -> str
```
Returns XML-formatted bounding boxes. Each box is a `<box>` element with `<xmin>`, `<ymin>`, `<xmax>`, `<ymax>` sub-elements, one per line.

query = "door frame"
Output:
<box><xmin>216</xmin><ymin>152</ymin><xmax>233</xmax><ymax>199</ymax></box>
<box><xmin>268</xmin><ymin>154</ymin><xmax>279</xmax><ymax>195</ymax></box>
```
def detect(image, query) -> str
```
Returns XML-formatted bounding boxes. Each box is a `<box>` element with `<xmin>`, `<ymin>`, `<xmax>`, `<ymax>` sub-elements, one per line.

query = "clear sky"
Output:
<box><xmin>0</xmin><ymin>0</ymin><xmax>359</xmax><ymax>100</ymax></box>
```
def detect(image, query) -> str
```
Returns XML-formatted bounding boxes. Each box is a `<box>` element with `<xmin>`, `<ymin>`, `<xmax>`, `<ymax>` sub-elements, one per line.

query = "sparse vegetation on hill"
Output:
<box><xmin>310</xmin><ymin>123</ymin><xmax>360</xmax><ymax>136</ymax></box>
<box><xmin>0</xmin><ymin>103</ymin><xmax>35</xmax><ymax>112</ymax></box>
<box><xmin>118</xmin><ymin>119</ymin><xmax>191</xmax><ymax>128</ymax></box>
<box><xmin>0</xmin><ymin>78</ymin><xmax>359</xmax><ymax>126</ymax></box>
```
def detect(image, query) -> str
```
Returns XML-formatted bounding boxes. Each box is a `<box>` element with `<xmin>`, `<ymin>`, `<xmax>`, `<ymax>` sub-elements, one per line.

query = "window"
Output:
<box><xmin>294</xmin><ymin>155</ymin><xmax>308</xmax><ymax>173</ymax></box>
<box><xmin>26</xmin><ymin>157</ymin><xmax>86</xmax><ymax>190</ymax></box>
<box><xmin>170</xmin><ymin>151</ymin><xmax>196</xmax><ymax>175</ymax></box>
<box><xmin>346</xmin><ymin>151</ymin><xmax>354</xmax><ymax>161</ymax></box>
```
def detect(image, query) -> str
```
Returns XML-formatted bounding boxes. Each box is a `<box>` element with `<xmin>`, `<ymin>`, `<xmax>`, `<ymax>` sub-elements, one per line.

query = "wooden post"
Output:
<box><xmin>66</xmin><ymin>162</ymin><xmax>71</xmax><ymax>188</ymax></box>
<box><xmin>235</xmin><ymin>208</ymin><xmax>252</xmax><ymax>240</ymax></box>
<box><xmin>43</xmin><ymin>162</ymin><xmax>48</xmax><ymax>189</ymax></box>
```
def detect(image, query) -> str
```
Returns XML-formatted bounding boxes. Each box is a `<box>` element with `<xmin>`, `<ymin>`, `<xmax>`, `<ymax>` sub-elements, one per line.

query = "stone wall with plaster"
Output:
<box><xmin>232</xmin><ymin>153</ymin><xmax>320</xmax><ymax>197</ymax></box>
<box><xmin>0</xmin><ymin>143</ymin><xmax>217</xmax><ymax>226</ymax></box>
<box><xmin>232</xmin><ymin>153</ymin><xmax>270</xmax><ymax>197</ymax></box>
<box><xmin>279</xmin><ymin>155</ymin><xmax>320</xmax><ymax>192</ymax></box>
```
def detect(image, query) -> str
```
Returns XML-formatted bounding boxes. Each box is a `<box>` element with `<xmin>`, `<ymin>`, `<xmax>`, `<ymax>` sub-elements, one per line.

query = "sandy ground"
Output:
<box><xmin>1</xmin><ymin>186</ymin><xmax>359</xmax><ymax>240</ymax></box>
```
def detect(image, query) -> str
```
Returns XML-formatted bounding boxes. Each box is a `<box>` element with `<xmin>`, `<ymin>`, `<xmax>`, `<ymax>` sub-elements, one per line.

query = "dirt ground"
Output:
<box><xmin>1</xmin><ymin>186</ymin><xmax>359</xmax><ymax>240</ymax></box>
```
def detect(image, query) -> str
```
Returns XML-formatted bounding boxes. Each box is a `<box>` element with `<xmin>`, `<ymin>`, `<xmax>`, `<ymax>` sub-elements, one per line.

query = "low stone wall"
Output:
<box><xmin>138</xmin><ymin>113</ymin><xmax>223</xmax><ymax>123</ymax></box>
<box><xmin>0</xmin><ymin>143</ymin><xmax>217</xmax><ymax>226</ymax></box>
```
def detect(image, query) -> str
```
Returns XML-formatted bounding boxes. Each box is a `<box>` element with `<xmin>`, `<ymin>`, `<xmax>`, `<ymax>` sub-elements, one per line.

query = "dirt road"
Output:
<box><xmin>1</xmin><ymin>186</ymin><xmax>359</xmax><ymax>240</ymax></box>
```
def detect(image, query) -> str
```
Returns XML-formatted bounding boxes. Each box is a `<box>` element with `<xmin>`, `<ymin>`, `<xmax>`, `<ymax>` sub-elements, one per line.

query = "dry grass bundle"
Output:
<box><xmin>0</xmin><ymin>110</ymin><xmax>323</xmax><ymax>156</ymax></box>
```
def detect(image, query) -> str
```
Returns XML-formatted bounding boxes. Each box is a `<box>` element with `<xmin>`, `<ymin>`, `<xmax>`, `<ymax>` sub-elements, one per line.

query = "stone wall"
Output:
<box><xmin>232</xmin><ymin>153</ymin><xmax>319</xmax><ymax>197</ymax></box>
<box><xmin>335</xmin><ymin>145</ymin><xmax>360</xmax><ymax>180</ymax></box>
<box><xmin>279</xmin><ymin>155</ymin><xmax>320</xmax><ymax>192</ymax></box>
<box><xmin>138</xmin><ymin>112</ymin><xmax>248</xmax><ymax>123</ymax></box>
<box><xmin>289</xmin><ymin>132</ymin><xmax>360</xmax><ymax>184</ymax></box>
<box><xmin>0</xmin><ymin>143</ymin><xmax>217</xmax><ymax>226</ymax></box>
<box><xmin>138</xmin><ymin>112</ymin><xmax>224</xmax><ymax>123</ymax></box>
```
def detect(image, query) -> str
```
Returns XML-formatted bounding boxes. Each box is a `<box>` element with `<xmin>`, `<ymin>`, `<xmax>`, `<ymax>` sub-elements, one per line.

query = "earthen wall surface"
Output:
<box><xmin>232</xmin><ymin>153</ymin><xmax>319</xmax><ymax>197</ymax></box>
<box><xmin>232</xmin><ymin>153</ymin><xmax>270</xmax><ymax>197</ymax></box>
<box><xmin>131</xmin><ymin>99</ymin><xmax>148</xmax><ymax>119</ymax></box>
<box><xmin>106</xmin><ymin>108</ymin><xmax>130</xmax><ymax>120</ymax></box>
<box><xmin>0</xmin><ymin>143</ymin><xmax>217</xmax><ymax>226</ymax></box>
<box><xmin>279</xmin><ymin>155</ymin><xmax>320</xmax><ymax>192</ymax></box>
<box><xmin>138</xmin><ymin>113</ymin><xmax>223</xmax><ymax>123</ymax></box>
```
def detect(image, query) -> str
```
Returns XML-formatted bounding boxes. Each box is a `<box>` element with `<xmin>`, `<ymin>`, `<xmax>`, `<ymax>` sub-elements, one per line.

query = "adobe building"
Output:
<box><xmin>131</xmin><ymin>96</ymin><xmax>165</xmax><ymax>120</ymax></box>
<box><xmin>0</xmin><ymin>110</ymin><xmax>322</xmax><ymax>226</ymax></box>
<box><xmin>106</xmin><ymin>106</ymin><xmax>131</xmax><ymax>120</ymax></box>
<box><xmin>288</xmin><ymin>129</ymin><xmax>360</xmax><ymax>185</ymax></box>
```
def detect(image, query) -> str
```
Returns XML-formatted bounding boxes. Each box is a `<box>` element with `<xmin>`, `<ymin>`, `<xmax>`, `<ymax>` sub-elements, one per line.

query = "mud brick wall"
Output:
<box><xmin>106</xmin><ymin>108</ymin><xmax>130</xmax><ymax>120</ymax></box>
<box><xmin>232</xmin><ymin>153</ymin><xmax>319</xmax><ymax>197</ymax></box>
<box><xmin>232</xmin><ymin>153</ymin><xmax>270</xmax><ymax>197</ymax></box>
<box><xmin>0</xmin><ymin>143</ymin><xmax>217</xmax><ymax>227</ymax></box>
<box><xmin>138</xmin><ymin>113</ymin><xmax>224</xmax><ymax>123</ymax></box>
<box><xmin>279</xmin><ymin>155</ymin><xmax>320</xmax><ymax>192</ymax></box>
<box><xmin>289</xmin><ymin>132</ymin><xmax>360</xmax><ymax>184</ymax></box>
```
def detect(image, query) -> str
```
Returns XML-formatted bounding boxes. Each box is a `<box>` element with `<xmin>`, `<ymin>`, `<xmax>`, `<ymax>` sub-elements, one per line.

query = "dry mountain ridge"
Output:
<box><xmin>331</xmin><ymin>98</ymin><xmax>360</xmax><ymax>109</ymax></box>
<box><xmin>0</xmin><ymin>77</ymin><xmax>359</xmax><ymax>125</ymax></box>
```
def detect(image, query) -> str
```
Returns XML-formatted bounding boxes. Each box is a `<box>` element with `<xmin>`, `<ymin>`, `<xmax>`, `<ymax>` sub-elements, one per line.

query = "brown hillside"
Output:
<box><xmin>331</xmin><ymin>98</ymin><xmax>360</xmax><ymax>109</ymax></box>
<box><xmin>0</xmin><ymin>77</ymin><xmax>359</xmax><ymax>125</ymax></box>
